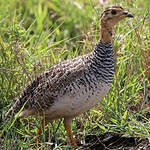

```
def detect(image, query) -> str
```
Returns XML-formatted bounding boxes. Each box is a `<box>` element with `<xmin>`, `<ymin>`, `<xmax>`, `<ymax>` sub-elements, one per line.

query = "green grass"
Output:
<box><xmin>0</xmin><ymin>0</ymin><xmax>150</xmax><ymax>149</ymax></box>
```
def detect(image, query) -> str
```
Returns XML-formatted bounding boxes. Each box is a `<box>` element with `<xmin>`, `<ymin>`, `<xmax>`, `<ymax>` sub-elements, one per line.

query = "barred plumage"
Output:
<box><xmin>5</xmin><ymin>5</ymin><xmax>133</xmax><ymax>146</ymax></box>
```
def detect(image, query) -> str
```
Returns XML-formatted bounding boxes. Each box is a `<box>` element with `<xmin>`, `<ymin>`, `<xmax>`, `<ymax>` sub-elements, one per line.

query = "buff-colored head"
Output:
<box><xmin>101</xmin><ymin>6</ymin><xmax>134</xmax><ymax>26</ymax></box>
<box><xmin>100</xmin><ymin>6</ymin><xmax>133</xmax><ymax>43</ymax></box>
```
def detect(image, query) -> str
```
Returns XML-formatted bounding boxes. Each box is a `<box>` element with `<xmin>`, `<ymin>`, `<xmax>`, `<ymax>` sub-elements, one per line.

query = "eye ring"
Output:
<box><xmin>111</xmin><ymin>10</ymin><xmax>117</xmax><ymax>15</ymax></box>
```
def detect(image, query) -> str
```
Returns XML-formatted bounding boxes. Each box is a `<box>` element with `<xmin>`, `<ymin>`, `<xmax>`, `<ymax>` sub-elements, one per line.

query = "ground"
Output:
<box><xmin>82</xmin><ymin>132</ymin><xmax>150</xmax><ymax>150</ymax></box>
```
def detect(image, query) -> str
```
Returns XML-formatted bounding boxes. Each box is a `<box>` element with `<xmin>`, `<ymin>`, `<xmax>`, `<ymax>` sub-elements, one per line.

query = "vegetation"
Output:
<box><xmin>0</xmin><ymin>0</ymin><xmax>150</xmax><ymax>149</ymax></box>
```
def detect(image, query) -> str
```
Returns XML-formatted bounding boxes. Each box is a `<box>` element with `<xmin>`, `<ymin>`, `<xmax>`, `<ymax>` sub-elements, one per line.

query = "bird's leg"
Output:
<box><xmin>35</xmin><ymin>118</ymin><xmax>48</xmax><ymax>142</ymax></box>
<box><xmin>64</xmin><ymin>118</ymin><xmax>77</xmax><ymax>147</ymax></box>
<box><xmin>36</xmin><ymin>118</ymin><xmax>47</xmax><ymax>135</ymax></box>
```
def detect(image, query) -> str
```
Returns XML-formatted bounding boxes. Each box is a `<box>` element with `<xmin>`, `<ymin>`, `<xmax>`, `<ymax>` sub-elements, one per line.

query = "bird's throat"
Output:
<box><xmin>100</xmin><ymin>21</ymin><xmax>114</xmax><ymax>44</ymax></box>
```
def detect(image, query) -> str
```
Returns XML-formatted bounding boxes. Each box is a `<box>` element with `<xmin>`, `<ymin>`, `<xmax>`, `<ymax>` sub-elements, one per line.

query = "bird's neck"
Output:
<box><xmin>91</xmin><ymin>41</ymin><xmax>114</xmax><ymax>84</ymax></box>
<box><xmin>100</xmin><ymin>20</ymin><xmax>114</xmax><ymax>44</ymax></box>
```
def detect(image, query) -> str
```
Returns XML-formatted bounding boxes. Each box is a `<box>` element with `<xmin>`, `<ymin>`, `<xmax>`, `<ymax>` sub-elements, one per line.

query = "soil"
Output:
<box><xmin>80</xmin><ymin>132</ymin><xmax>150</xmax><ymax>150</ymax></box>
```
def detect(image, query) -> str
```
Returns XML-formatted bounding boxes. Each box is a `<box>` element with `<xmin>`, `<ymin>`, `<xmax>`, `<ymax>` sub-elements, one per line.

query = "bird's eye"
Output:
<box><xmin>111</xmin><ymin>10</ymin><xmax>117</xmax><ymax>15</ymax></box>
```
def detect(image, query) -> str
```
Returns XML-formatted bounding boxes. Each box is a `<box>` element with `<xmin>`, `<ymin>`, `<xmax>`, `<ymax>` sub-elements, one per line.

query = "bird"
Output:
<box><xmin>5</xmin><ymin>6</ymin><xmax>133</xmax><ymax>147</ymax></box>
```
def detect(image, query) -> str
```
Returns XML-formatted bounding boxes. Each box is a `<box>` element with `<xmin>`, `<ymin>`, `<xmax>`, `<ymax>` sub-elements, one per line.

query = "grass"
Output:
<box><xmin>0</xmin><ymin>0</ymin><xmax>150</xmax><ymax>149</ymax></box>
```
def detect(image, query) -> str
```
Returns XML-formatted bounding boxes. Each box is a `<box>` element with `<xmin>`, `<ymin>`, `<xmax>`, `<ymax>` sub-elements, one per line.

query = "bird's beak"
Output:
<box><xmin>122</xmin><ymin>11</ymin><xmax>134</xmax><ymax>18</ymax></box>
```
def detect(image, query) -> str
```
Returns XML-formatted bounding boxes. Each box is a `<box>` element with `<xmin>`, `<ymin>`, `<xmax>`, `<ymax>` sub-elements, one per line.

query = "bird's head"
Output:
<box><xmin>100</xmin><ymin>6</ymin><xmax>134</xmax><ymax>43</ymax></box>
<box><xmin>101</xmin><ymin>6</ymin><xmax>134</xmax><ymax>27</ymax></box>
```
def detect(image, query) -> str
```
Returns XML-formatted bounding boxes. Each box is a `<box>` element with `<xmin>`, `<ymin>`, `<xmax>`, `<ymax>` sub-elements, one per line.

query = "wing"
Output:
<box><xmin>5</xmin><ymin>54</ymin><xmax>91</xmax><ymax>117</ymax></box>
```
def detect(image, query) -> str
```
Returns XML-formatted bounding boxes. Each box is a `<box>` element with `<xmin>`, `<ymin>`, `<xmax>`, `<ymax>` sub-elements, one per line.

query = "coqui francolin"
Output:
<box><xmin>6</xmin><ymin>6</ymin><xmax>134</xmax><ymax>147</ymax></box>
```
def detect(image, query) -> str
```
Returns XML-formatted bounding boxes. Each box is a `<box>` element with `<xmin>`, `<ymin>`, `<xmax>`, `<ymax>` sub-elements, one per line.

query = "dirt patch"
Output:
<box><xmin>81</xmin><ymin>132</ymin><xmax>150</xmax><ymax>150</ymax></box>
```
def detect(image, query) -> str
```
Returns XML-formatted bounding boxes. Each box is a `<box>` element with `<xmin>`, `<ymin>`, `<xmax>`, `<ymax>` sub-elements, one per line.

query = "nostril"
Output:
<box><xmin>123</xmin><ymin>11</ymin><xmax>128</xmax><ymax>15</ymax></box>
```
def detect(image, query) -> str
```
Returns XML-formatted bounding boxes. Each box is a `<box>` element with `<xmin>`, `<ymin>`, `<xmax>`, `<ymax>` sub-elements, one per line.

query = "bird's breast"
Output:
<box><xmin>45</xmin><ymin>77</ymin><xmax>112</xmax><ymax>119</ymax></box>
<box><xmin>66</xmin><ymin>81</ymin><xmax>111</xmax><ymax>116</ymax></box>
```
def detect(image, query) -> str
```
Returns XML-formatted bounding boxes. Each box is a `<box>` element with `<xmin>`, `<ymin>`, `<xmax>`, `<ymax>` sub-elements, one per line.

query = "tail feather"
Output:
<box><xmin>5</xmin><ymin>75</ymin><xmax>42</xmax><ymax>119</ymax></box>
